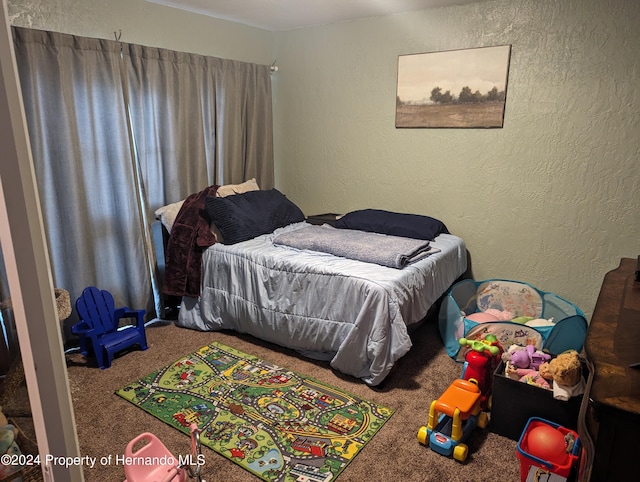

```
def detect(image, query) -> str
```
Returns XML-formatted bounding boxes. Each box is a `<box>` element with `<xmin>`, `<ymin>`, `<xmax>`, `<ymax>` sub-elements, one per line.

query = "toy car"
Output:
<box><xmin>417</xmin><ymin>378</ymin><xmax>488</xmax><ymax>462</ymax></box>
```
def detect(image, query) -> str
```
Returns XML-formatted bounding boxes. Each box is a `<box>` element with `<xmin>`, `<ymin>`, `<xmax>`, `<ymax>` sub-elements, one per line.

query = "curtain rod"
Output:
<box><xmin>114</xmin><ymin>30</ymin><xmax>279</xmax><ymax>73</ymax></box>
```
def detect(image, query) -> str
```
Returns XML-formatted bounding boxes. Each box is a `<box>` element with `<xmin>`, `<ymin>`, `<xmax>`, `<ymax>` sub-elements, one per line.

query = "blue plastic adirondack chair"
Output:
<box><xmin>72</xmin><ymin>286</ymin><xmax>148</xmax><ymax>368</ymax></box>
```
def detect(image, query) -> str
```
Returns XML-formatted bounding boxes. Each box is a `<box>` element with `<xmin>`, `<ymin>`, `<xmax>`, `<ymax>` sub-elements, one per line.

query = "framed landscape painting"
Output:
<box><xmin>396</xmin><ymin>45</ymin><xmax>511</xmax><ymax>128</ymax></box>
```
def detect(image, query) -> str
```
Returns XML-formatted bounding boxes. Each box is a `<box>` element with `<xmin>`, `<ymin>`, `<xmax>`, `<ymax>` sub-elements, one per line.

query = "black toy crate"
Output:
<box><xmin>489</xmin><ymin>360</ymin><xmax>584</xmax><ymax>441</ymax></box>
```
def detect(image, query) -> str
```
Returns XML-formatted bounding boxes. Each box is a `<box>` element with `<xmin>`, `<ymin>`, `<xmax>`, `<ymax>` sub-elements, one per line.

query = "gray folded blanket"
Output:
<box><xmin>273</xmin><ymin>225</ymin><xmax>440</xmax><ymax>269</ymax></box>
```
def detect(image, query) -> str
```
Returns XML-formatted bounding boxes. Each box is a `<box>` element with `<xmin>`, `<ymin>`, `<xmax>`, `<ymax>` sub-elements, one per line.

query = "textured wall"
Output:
<box><xmin>7</xmin><ymin>0</ymin><xmax>640</xmax><ymax>319</ymax></box>
<box><xmin>272</xmin><ymin>0</ymin><xmax>640</xmax><ymax>318</ymax></box>
<box><xmin>7</xmin><ymin>0</ymin><xmax>274</xmax><ymax>64</ymax></box>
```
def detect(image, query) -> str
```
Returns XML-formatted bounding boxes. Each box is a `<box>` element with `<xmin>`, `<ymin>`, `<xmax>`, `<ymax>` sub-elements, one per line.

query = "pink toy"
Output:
<box><xmin>515</xmin><ymin>368</ymin><xmax>550</xmax><ymax>390</ymax></box>
<box><xmin>483</xmin><ymin>308</ymin><xmax>514</xmax><ymax>321</ymax></box>
<box><xmin>124</xmin><ymin>432</ymin><xmax>187</xmax><ymax>482</ymax></box>
<box><xmin>466</xmin><ymin>312</ymin><xmax>500</xmax><ymax>323</ymax></box>
<box><xmin>124</xmin><ymin>424</ymin><xmax>203</xmax><ymax>482</ymax></box>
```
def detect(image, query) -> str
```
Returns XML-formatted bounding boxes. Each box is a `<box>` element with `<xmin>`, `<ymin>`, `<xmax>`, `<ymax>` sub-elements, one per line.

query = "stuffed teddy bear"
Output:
<box><xmin>543</xmin><ymin>350</ymin><xmax>585</xmax><ymax>401</ymax></box>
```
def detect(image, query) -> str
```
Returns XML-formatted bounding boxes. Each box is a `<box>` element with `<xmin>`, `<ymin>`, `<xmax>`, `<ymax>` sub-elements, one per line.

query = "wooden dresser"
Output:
<box><xmin>584</xmin><ymin>257</ymin><xmax>640</xmax><ymax>481</ymax></box>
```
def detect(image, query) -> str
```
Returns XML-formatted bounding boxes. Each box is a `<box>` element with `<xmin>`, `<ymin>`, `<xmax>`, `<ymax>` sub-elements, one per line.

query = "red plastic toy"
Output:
<box><xmin>516</xmin><ymin>417</ymin><xmax>581</xmax><ymax>482</ymax></box>
<box><xmin>458</xmin><ymin>334</ymin><xmax>503</xmax><ymax>409</ymax></box>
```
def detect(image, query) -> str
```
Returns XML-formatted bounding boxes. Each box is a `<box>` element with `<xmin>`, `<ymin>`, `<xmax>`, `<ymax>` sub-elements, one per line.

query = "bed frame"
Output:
<box><xmin>151</xmin><ymin>220</ymin><xmax>181</xmax><ymax>319</ymax></box>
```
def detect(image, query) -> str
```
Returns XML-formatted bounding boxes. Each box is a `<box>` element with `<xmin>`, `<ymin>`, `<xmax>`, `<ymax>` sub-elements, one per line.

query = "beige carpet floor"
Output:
<box><xmin>4</xmin><ymin>316</ymin><xmax>526</xmax><ymax>481</ymax></box>
<box><xmin>63</xmin><ymin>317</ymin><xmax>522</xmax><ymax>482</ymax></box>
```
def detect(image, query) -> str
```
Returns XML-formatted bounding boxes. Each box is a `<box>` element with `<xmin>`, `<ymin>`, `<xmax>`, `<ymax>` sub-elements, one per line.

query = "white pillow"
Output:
<box><xmin>154</xmin><ymin>200</ymin><xmax>184</xmax><ymax>233</ymax></box>
<box><xmin>215</xmin><ymin>178</ymin><xmax>260</xmax><ymax>197</ymax></box>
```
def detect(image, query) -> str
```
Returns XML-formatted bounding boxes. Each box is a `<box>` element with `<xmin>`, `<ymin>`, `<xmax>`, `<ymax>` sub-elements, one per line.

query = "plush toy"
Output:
<box><xmin>502</xmin><ymin>344</ymin><xmax>551</xmax><ymax>371</ymax></box>
<box><xmin>465</xmin><ymin>308</ymin><xmax>515</xmax><ymax>323</ymax></box>
<box><xmin>511</xmin><ymin>316</ymin><xmax>535</xmax><ymax>324</ymax></box>
<box><xmin>503</xmin><ymin>345</ymin><xmax>526</xmax><ymax>378</ymax></box>
<box><xmin>466</xmin><ymin>311</ymin><xmax>500</xmax><ymax>323</ymax></box>
<box><xmin>546</xmin><ymin>350</ymin><xmax>585</xmax><ymax>401</ymax></box>
<box><xmin>515</xmin><ymin>368</ymin><xmax>551</xmax><ymax>390</ymax></box>
<box><xmin>525</xmin><ymin>317</ymin><xmax>555</xmax><ymax>328</ymax></box>
<box><xmin>483</xmin><ymin>308</ymin><xmax>514</xmax><ymax>321</ymax></box>
<box><xmin>0</xmin><ymin>406</ymin><xmax>24</xmax><ymax>479</ymax></box>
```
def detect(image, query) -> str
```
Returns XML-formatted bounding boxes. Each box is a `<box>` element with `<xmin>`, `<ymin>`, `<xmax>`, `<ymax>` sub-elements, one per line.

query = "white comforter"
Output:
<box><xmin>177</xmin><ymin>222</ymin><xmax>467</xmax><ymax>386</ymax></box>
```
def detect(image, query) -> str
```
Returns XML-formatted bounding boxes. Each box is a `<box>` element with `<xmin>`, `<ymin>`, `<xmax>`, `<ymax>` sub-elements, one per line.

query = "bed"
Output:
<box><xmin>155</xmin><ymin>183</ymin><xmax>468</xmax><ymax>386</ymax></box>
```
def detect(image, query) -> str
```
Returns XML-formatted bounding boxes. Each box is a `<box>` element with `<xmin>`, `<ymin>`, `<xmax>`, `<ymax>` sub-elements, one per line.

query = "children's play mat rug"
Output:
<box><xmin>116</xmin><ymin>341</ymin><xmax>393</xmax><ymax>481</ymax></box>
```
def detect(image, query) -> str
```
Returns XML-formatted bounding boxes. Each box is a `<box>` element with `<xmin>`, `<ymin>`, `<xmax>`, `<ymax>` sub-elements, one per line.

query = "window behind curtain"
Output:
<box><xmin>12</xmin><ymin>27</ymin><xmax>275</xmax><ymax>335</ymax></box>
<box><xmin>12</xmin><ymin>27</ymin><xmax>152</xmax><ymax>338</ymax></box>
<box><xmin>124</xmin><ymin>43</ymin><xmax>275</xmax><ymax>218</ymax></box>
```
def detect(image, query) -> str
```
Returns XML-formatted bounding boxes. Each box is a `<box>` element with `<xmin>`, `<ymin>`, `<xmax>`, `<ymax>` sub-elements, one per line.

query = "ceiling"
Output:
<box><xmin>146</xmin><ymin>0</ymin><xmax>492</xmax><ymax>31</ymax></box>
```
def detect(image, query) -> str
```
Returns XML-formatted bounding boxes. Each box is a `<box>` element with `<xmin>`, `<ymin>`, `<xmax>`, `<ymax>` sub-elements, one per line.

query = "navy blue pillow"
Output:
<box><xmin>205</xmin><ymin>189</ymin><xmax>305</xmax><ymax>244</ymax></box>
<box><xmin>334</xmin><ymin>209</ymin><xmax>449</xmax><ymax>241</ymax></box>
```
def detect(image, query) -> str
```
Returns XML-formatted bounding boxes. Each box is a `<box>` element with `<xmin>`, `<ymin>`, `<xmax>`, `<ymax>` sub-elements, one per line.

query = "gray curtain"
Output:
<box><xmin>0</xmin><ymin>243</ymin><xmax>19</xmax><ymax>374</ymax></box>
<box><xmin>124</xmin><ymin>44</ymin><xmax>275</xmax><ymax>212</ymax></box>
<box><xmin>12</xmin><ymin>27</ymin><xmax>275</xmax><ymax>332</ymax></box>
<box><xmin>12</xmin><ymin>28</ymin><xmax>152</xmax><ymax>335</ymax></box>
